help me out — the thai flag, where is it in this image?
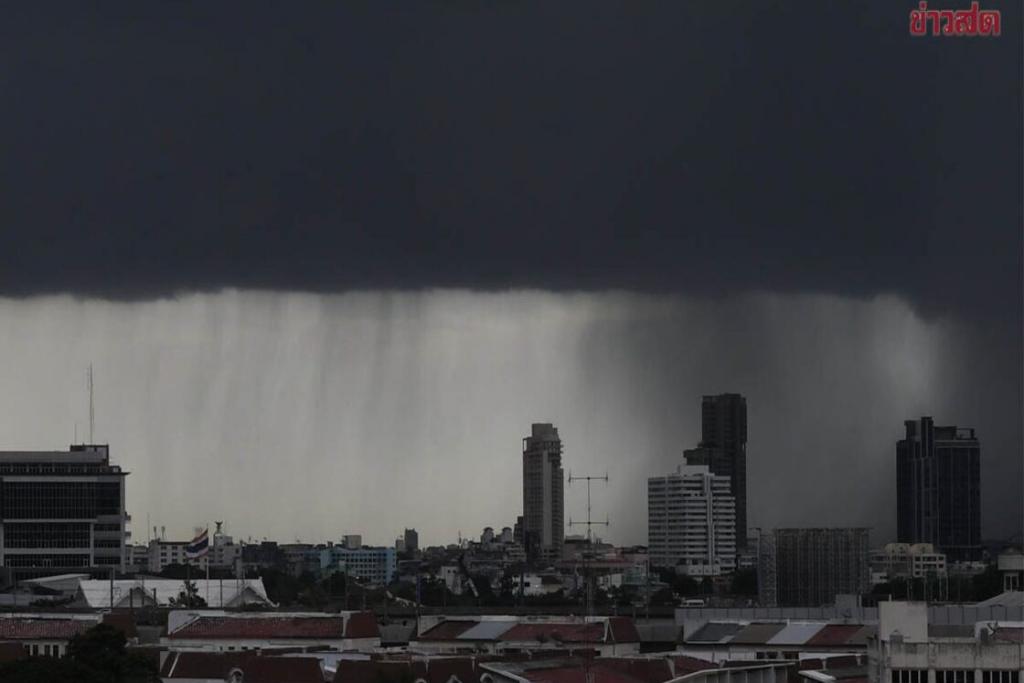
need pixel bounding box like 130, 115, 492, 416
186, 528, 209, 560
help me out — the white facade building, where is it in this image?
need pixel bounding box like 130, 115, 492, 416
321, 546, 396, 586
648, 464, 736, 574
870, 543, 947, 584
869, 602, 1024, 683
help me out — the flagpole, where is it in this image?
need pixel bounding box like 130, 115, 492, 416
205, 524, 210, 606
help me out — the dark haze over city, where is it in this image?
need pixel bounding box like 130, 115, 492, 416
0, 3, 1020, 546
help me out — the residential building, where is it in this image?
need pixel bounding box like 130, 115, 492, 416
522, 423, 565, 563
869, 544, 947, 584
685, 394, 748, 550
0, 444, 129, 578
159, 652, 325, 682
758, 528, 871, 607
414, 615, 641, 656
648, 465, 737, 575
897, 418, 981, 561
0, 613, 105, 657
869, 601, 1024, 683
163, 610, 380, 652
146, 533, 240, 573
997, 550, 1023, 592
321, 545, 396, 586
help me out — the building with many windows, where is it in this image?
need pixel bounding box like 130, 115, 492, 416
648, 465, 736, 575
685, 394, 748, 550
321, 545, 396, 586
522, 423, 564, 563
897, 418, 981, 561
0, 444, 129, 578
869, 543, 947, 584
758, 528, 871, 607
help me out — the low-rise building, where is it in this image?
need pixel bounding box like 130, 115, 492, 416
414, 616, 641, 657
322, 545, 396, 586
869, 544, 947, 584
164, 610, 380, 652
0, 613, 103, 657
159, 651, 325, 682
868, 601, 1024, 683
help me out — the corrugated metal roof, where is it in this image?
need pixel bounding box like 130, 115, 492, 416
418, 620, 478, 641
456, 620, 516, 640
686, 622, 743, 643
805, 625, 864, 647
76, 579, 272, 608
844, 625, 876, 645
766, 622, 826, 645
730, 623, 786, 644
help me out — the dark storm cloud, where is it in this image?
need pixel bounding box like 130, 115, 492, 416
1, 3, 1020, 314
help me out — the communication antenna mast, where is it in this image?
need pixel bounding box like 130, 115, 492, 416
87, 364, 95, 443
568, 471, 610, 616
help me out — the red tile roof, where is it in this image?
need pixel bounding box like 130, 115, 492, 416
500, 623, 606, 643
0, 618, 95, 640
419, 621, 480, 641
161, 652, 323, 682
345, 611, 382, 639
335, 657, 481, 683
169, 616, 345, 640
671, 656, 717, 676
518, 664, 649, 683
607, 618, 640, 643
598, 658, 674, 683
805, 625, 865, 647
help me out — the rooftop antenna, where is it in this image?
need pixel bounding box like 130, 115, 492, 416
568, 471, 610, 617
87, 364, 95, 443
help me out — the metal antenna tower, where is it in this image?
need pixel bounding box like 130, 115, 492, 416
568, 471, 609, 616
87, 364, 95, 443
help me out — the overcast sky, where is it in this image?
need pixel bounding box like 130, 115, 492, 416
0, 4, 1020, 546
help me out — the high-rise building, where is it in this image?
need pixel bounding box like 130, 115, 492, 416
648, 464, 737, 575
688, 394, 748, 549
522, 423, 564, 563
403, 528, 419, 554
0, 444, 129, 579
897, 417, 981, 561
757, 527, 871, 607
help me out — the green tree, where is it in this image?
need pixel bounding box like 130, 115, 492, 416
169, 579, 208, 608
0, 624, 158, 683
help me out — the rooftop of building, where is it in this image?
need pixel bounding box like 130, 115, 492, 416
417, 616, 639, 645
167, 610, 380, 640
160, 651, 324, 682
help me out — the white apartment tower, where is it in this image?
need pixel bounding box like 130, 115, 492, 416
648, 464, 736, 575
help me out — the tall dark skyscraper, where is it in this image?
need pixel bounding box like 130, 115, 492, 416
897, 417, 981, 561
686, 394, 748, 549
522, 423, 564, 562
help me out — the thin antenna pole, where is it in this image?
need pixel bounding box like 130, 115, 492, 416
87, 364, 95, 443
568, 473, 610, 617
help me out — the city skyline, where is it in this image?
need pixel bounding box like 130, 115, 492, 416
0, 4, 1019, 553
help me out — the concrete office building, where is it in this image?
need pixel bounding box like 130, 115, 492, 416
648, 465, 737, 575
0, 444, 129, 578
869, 601, 1024, 683
522, 423, 564, 562
685, 394, 748, 550
897, 418, 981, 561
869, 543, 947, 584
321, 545, 396, 586
758, 528, 871, 607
